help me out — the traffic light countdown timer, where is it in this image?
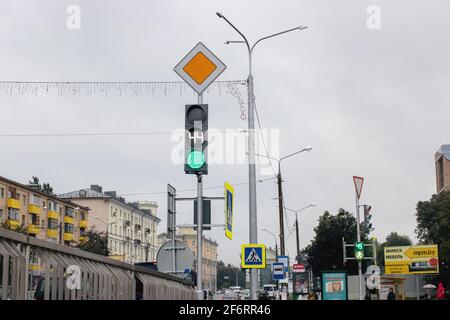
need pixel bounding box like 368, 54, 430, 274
185, 104, 208, 174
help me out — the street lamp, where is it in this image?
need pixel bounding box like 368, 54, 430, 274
261, 227, 278, 261
217, 11, 307, 301
256, 146, 312, 257
284, 203, 315, 263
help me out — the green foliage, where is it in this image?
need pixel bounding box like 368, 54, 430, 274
376, 232, 412, 266
77, 227, 109, 256
415, 191, 450, 286
216, 261, 246, 290
28, 176, 55, 196
303, 209, 370, 276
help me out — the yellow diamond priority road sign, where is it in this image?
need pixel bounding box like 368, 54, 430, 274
174, 42, 226, 94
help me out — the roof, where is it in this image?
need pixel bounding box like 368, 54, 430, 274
0, 176, 89, 211
438, 145, 450, 160
59, 187, 160, 222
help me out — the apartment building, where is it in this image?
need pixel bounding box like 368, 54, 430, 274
435, 145, 450, 193
0, 176, 89, 246
158, 226, 218, 292
59, 185, 160, 264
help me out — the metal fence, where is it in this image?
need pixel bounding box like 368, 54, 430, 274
0, 228, 195, 300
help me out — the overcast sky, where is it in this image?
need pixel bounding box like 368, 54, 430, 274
1, 0, 449, 266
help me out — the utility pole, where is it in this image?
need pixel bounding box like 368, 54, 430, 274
295, 214, 300, 262
277, 172, 285, 256
217, 11, 307, 300
196, 94, 204, 300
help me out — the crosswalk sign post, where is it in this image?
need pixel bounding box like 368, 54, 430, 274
241, 244, 266, 269
224, 182, 234, 240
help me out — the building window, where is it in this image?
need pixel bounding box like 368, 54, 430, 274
48, 201, 58, 212
48, 218, 58, 229
0, 187, 4, 198
64, 223, 74, 234
31, 194, 41, 206
7, 208, 19, 221
65, 207, 75, 218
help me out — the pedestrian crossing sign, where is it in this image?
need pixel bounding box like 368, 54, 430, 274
241, 244, 266, 269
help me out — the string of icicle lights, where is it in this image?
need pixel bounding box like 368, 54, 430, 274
0, 80, 248, 120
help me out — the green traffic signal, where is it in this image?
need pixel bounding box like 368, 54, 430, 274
354, 242, 364, 260
186, 150, 205, 169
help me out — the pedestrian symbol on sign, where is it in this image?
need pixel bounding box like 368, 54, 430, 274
246, 249, 262, 263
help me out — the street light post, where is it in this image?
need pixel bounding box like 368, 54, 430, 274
285, 203, 315, 263
217, 12, 307, 300
256, 146, 312, 257
261, 227, 278, 261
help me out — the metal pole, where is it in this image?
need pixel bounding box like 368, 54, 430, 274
295, 213, 300, 263
277, 171, 285, 256
196, 91, 204, 300
356, 196, 363, 300
416, 275, 420, 300
248, 68, 258, 301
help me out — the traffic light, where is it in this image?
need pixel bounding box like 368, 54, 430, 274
363, 205, 372, 230
354, 242, 364, 260
185, 104, 208, 174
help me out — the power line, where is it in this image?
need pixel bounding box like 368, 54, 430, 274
120, 181, 249, 196
0, 131, 172, 137
254, 99, 277, 177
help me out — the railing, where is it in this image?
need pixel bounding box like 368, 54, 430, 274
0, 227, 195, 300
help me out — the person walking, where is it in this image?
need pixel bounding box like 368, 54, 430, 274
387, 288, 396, 300
436, 282, 445, 300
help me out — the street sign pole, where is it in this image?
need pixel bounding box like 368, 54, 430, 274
353, 176, 364, 301
356, 194, 363, 301
247, 73, 258, 301
196, 93, 204, 300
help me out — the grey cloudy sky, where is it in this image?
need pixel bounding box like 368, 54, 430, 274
1, 0, 449, 266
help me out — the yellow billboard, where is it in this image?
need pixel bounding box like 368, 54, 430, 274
384, 245, 439, 275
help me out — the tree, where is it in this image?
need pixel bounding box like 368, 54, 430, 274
28, 176, 55, 196
415, 191, 450, 287
216, 261, 246, 290
303, 209, 370, 276
77, 227, 109, 256
376, 232, 412, 267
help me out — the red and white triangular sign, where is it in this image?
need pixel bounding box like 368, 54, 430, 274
353, 176, 364, 199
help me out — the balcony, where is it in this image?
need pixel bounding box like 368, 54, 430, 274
47, 229, 58, 239
47, 210, 59, 220
64, 216, 74, 224
6, 219, 21, 229
27, 225, 40, 235
63, 233, 73, 242
7, 198, 21, 209
79, 220, 88, 229
28, 204, 41, 215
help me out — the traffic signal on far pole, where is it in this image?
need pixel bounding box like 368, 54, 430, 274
354, 242, 364, 260
185, 104, 208, 174
363, 205, 372, 229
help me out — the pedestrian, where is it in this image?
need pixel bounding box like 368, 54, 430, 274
436, 282, 445, 300
365, 289, 372, 300
307, 291, 318, 300
387, 288, 396, 300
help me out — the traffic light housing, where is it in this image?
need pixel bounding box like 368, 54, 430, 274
185, 104, 208, 174
354, 242, 364, 260
363, 205, 372, 230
